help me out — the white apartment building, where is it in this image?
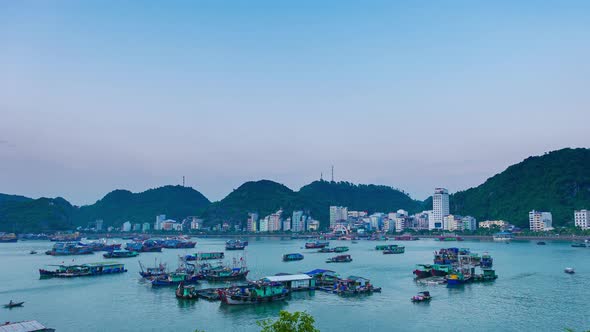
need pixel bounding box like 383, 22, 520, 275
259, 217, 269, 232
574, 209, 590, 230
431, 188, 449, 230
330, 206, 348, 229
479, 220, 507, 229
529, 210, 553, 232
122, 221, 132, 232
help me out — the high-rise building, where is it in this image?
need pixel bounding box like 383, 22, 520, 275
431, 188, 449, 230
142, 222, 151, 232
259, 217, 269, 232
247, 212, 259, 232
443, 215, 461, 231
574, 210, 590, 230
154, 214, 166, 231
330, 206, 348, 229
292, 211, 305, 232
529, 210, 553, 231
132, 223, 141, 232
268, 209, 282, 232
122, 221, 132, 232
283, 218, 291, 232
461, 216, 477, 231
95, 219, 103, 231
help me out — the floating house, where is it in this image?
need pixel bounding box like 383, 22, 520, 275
262, 274, 315, 291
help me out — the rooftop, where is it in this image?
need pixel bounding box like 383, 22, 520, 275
263, 274, 312, 282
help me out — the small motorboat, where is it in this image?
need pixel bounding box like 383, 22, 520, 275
537, 241, 546, 245
564, 267, 575, 274
411, 291, 431, 302
571, 243, 587, 248
4, 301, 24, 308
30, 250, 37, 254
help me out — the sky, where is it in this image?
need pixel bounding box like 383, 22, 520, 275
1, 1, 589, 205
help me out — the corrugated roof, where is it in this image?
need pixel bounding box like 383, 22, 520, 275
0, 320, 48, 332
263, 274, 312, 282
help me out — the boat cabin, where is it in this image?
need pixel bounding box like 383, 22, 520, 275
262, 274, 315, 291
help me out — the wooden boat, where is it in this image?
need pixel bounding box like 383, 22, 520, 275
571, 243, 587, 248
4, 301, 24, 308
282, 253, 304, 261
185, 252, 225, 261
176, 282, 199, 299
162, 239, 197, 249
218, 281, 289, 305
305, 241, 329, 249
480, 253, 493, 268
30, 250, 38, 254
564, 267, 575, 274
103, 249, 139, 258
225, 240, 247, 250
473, 269, 498, 282
39, 262, 127, 278
411, 291, 431, 302
45, 242, 93, 256
151, 272, 199, 287
430, 264, 451, 277
383, 245, 405, 254
326, 255, 352, 263
317, 247, 335, 253
446, 271, 472, 285
0, 233, 18, 243
413, 264, 432, 279
537, 241, 546, 245
202, 267, 249, 281
333, 246, 349, 253
138, 260, 167, 278
331, 276, 381, 296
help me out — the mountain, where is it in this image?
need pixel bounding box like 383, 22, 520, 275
0, 197, 75, 233
73, 185, 211, 227
0, 193, 32, 206
451, 148, 590, 227
203, 179, 423, 228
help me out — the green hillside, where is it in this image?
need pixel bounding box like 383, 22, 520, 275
451, 148, 590, 227
0, 197, 75, 233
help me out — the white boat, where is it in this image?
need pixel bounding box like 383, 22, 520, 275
564, 267, 575, 274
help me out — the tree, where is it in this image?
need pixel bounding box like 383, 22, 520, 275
257, 311, 319, 332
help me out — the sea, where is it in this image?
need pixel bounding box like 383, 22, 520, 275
1, 237, 589, 332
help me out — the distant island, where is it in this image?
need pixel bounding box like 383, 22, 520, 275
1, 147, 589, 233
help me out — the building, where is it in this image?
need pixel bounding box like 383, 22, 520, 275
292, 210, 305, 233
95, 219, 104, 232
259, 217, 269, 232
529, 210, 553, 232
394, 217, 406, 233
122, 221, 132, 232
479, 220, 507, 229
190, 217, 203, 230
268, 209, 283, 232
432, 188, 449, 230
247, 212, 259, 232
443, 215, 462, 231
307, 219, 320, 231
283, 218, 291, 232
142, 222, 151, 232
329, 206, 348, 229
132, 223, 141, 232
461, 216, 477, 231
574, 210, 590, 230
154, 214, 166, 231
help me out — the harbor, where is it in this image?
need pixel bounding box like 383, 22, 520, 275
1, 236, 589, 331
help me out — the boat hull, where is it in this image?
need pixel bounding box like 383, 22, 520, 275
218, 291, 289, 305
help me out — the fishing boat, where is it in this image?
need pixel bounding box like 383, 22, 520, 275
305, 241, 329, 249
480, 253, 493, 268
185, 252, 225, 261
30, 250, 37, 254
375, 244, 391, 250
45, 242, 93, 256
473, 269, 498, 282
446, 270, 472, 285
225, 239, 248, 250
282, 253, 304, 262
436, 235, 463, 242
0, 232, 18, 243
217, 281, 289, 305
103, 249, 139, 258
330, 276, 381, 296
537, 241, 546, 245
162, 238, 197, 249
176, 282, 199, 299
571, 242, 587, 248
151, 272, 199, 287
564, 267, 575, 274
333, 246, 349, 253
326, 254, 352, 263
430, 264, 452, 277
49, 233, 81, 242
202, 266, 250, 281
305, 269, 340, 286
492, 232, 514, 242
413, 264, 433, 279
79, 240, 121, 252
125, 240, 163, 252
383, 245, 405, 254
411, 291, 431, 302
138, 260, 167, 278
3, 300, 24, 308
317, 247, 335, 253
39, 262, 127, 278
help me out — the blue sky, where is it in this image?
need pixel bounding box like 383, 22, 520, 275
1, 1, 589, 205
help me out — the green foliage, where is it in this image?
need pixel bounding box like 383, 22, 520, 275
450, 148, 590, 228
202, 180, 423, 229
0, 197, 75, 232
257, 311, 319, 332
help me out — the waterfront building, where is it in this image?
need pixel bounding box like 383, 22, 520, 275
529, 210, 553, 232
268, 209, 282, 232
122, 221, 132, 232
479, 220, 507, 229
574, 210, 590, 230
394, 217, 406, 232
292, 210, 305, 232
132, 223, 141, 232
259, 217, 269, 232
154, 214, 166, 231
462, 216, 477, 231
283, 218, 291, 231
190, 217, 203, 230
307, 219, 320, 231
142, 222, 150, 232
330, 206, 348, 229
95, 219, 103, 232
443, 215, 462, 231
247, 212, 259, 232
432, 188, 449, 230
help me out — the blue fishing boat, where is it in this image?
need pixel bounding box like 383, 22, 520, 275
103, 249, 139, 258
226, 239, 248, 250
45, 242, 93, 256
282, 253, 304, 261
151, 272, 200, 287
39, 262, 127, 278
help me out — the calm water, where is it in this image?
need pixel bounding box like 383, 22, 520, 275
1, 238, 589, 331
